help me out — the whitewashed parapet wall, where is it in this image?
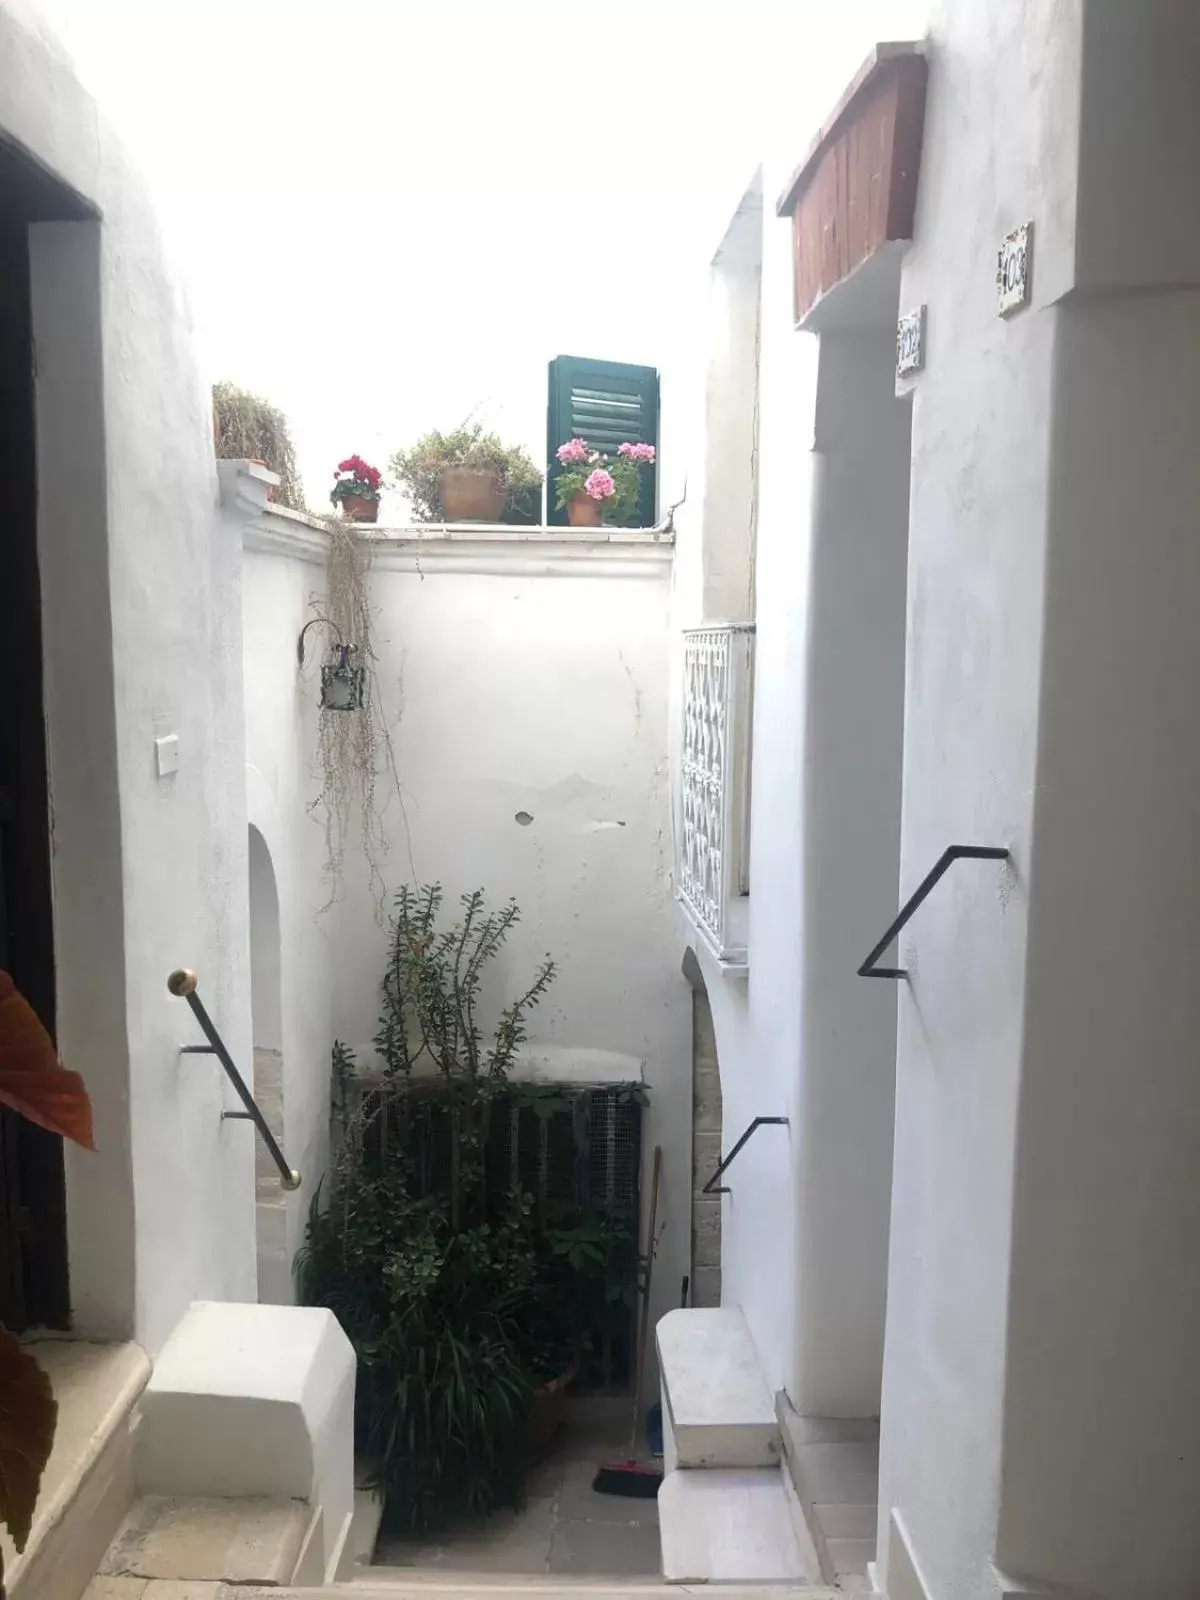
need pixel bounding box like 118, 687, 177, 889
242, 520, 690, 1356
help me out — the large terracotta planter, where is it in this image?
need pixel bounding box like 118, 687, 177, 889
340, 494, 378, 524
528, 1356, 579, 1460
566, 492, 603, 528
438, 467, 505, 524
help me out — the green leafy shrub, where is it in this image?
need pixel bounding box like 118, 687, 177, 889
390, 424, 543, 524
302, 887, 648, 1531
301, 889, 558, 1531
302, 888, 651, 1530
300, 1161, 540, 1529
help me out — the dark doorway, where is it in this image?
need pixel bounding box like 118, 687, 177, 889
0, 137, 92, 1331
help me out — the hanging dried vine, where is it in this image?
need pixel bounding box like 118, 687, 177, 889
309, 517, 413, 916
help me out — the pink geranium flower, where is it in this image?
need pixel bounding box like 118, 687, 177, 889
618, 441, 656, 463
584, 468, 616, 500
556, 437, 590, 465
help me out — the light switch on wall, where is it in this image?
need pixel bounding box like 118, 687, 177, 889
155, 733, 180, 777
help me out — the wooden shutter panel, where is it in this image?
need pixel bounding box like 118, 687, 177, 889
547, 356, 660, 527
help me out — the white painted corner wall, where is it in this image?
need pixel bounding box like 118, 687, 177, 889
877, 6, 1079, 1597
669, 139, 819, 1405
4, 0, 257, 1354
241, 519, 336, 1281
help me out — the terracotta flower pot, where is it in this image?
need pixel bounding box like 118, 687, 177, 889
566, 492, 603, 528
528, 1355, 580, 1460
437, 467, 506, 524
340, 494, 378, 524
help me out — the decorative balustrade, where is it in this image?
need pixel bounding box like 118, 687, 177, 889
677, 624, 755, 969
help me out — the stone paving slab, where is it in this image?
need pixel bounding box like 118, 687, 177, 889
374, 1416, 660, 1578
99, 1496, 308, 1584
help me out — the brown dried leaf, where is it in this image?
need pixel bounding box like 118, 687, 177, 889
0, 972, 94, 1149
0, 1326, 57, 1564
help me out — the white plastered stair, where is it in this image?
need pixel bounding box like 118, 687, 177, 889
654, 1308, 824, 1586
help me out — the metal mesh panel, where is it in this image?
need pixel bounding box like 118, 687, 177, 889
345, 1078, 643, 1389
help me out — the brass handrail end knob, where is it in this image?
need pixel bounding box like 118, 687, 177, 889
282, 1169, 302, 1192
168, 968, 198, 997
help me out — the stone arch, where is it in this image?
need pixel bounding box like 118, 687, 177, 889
248, 823, 288, 1303
683, 946, 723, 1307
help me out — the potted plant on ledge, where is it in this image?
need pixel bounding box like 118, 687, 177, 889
331, 455, 383, 523
554, 438, 655, 528
390, 423, 543, 524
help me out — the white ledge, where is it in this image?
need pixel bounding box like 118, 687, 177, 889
242, 517, 674, 577
218, 458, 281, 524
657, 1308, 780, 1469
244, 507, 330, 564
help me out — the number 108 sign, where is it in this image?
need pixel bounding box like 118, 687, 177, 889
997, 222, 1032, 316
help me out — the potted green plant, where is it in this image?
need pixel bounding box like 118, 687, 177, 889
331, 455, 383, 523
554, 437, 656, 528
390, 424, 543, 525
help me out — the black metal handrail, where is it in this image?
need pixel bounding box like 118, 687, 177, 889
858, 845, 1011, 980
702, 1116, 788, 1195
168, 969, 301, 1190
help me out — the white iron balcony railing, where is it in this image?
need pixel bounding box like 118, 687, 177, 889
677, 624, 755, 971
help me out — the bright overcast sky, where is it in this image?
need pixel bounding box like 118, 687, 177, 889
41, 0, 929, 511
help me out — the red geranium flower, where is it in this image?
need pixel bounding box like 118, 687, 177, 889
331, 453, 383, 505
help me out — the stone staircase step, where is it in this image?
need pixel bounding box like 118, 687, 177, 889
228, 1585, 837, 1598
94, 1494, 312, 1586
85, 1583, 225, 1598
656, 1310, 779, 1470
776, 1397, 879, 1588
657, 1471, 810, 1585
339, 1485, 385, 1576
136, 1301, 356, 1584
6, 1339, 150, 1600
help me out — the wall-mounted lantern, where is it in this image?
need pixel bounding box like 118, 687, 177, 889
297, 618, 365, 712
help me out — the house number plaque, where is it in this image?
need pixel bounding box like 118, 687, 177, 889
997, 222, 1033, 316
896, 305, 926, 379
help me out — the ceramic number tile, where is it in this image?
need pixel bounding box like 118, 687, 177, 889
896, 305, 926, 379
997, 222, 1033, 316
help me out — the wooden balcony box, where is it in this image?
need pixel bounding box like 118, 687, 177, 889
777, 44, 928, 329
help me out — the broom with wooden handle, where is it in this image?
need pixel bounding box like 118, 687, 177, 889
593, 1143, 664, 1497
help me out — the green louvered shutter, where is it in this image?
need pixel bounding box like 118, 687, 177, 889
547, 356, 660, 527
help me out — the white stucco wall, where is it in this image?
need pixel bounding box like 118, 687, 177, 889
791, 327, 908, 1417
700, 183, 762, 626
993, 8, 1200, 1595
876, 4, 1200, 1597
318, 531, 692, 1360
875, 5, 1080, 1595
241, 516, 336, 1281
5, 0, 256, 1354
677, 195, 910, 1423
683, 5, 1200, 1596
671, 162, 817, 1402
